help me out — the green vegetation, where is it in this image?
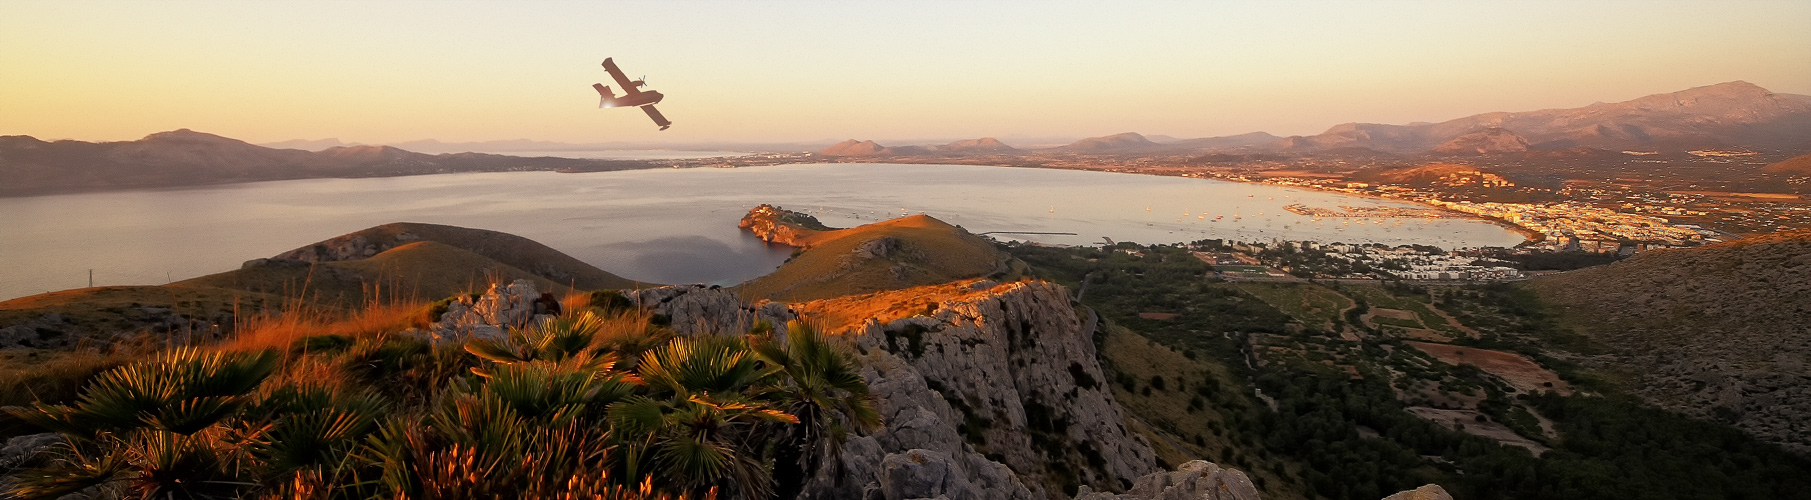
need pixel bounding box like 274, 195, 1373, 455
1006, 241, 1811, 500
3, 304, 876, 500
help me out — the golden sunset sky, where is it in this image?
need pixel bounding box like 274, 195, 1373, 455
3, 1, 1808, 145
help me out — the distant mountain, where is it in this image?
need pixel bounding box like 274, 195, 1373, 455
0, 129, 649, 196
1274, 81, 1811, 152
1165, 131, 1282, 149
1761, 153, 1811, 175
939, 137, 1016, 152
261, 138, 358, 151
1056, 132, 1164, 152
1431, 127, 1531, 155
818, 139, 892, 156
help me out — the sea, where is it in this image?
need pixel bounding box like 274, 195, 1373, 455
0, 163, 1525, 301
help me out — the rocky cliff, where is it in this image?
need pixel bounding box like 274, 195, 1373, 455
626, 279, 1160, 499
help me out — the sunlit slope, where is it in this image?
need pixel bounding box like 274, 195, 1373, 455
737, 214, 1011, 302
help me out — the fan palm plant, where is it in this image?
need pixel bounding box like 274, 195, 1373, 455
9, 347, 279, 438
609, 335, 798, 499
751, 321, 880, 497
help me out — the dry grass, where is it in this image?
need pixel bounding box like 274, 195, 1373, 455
217, 297, 431, 354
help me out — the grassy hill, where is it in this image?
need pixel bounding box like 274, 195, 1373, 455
0, 223, 640, 352
735, 214, 1014, 302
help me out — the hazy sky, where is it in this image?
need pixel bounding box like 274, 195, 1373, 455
4, 1, 1808, 145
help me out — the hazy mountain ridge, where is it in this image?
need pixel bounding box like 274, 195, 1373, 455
0, 129, 650, 196
1274, 81, 1811, 152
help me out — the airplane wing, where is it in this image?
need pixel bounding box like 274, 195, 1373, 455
601, 58, 640, 94
641, 105, 672, 131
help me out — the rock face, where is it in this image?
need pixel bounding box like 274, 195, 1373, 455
802, 280, 1160, 499
739, 204, 830, 247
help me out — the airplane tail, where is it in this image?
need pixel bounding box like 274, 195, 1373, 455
592, 83, 614, 108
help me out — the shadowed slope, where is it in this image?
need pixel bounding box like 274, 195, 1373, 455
1526, 228, 1811, 452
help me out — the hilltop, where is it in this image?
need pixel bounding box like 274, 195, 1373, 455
0, 130, 651, 196
0, 223, 638, 350
735, 205, 1014, 302
1528, 228, 1811, 452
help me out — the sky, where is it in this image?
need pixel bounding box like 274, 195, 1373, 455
3, 1, 1809, 146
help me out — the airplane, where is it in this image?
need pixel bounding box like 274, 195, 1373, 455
593, 58, 671, 131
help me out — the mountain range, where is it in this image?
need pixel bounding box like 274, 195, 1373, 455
821, 81, 1811, 156
0, 129, 650, 196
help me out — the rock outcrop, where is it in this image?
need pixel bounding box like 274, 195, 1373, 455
799, 280, 1160, 499
1074, 460, 1259, 500
413, 279, 551, 344
621, 284, 798, 337
740, 204, 830, 247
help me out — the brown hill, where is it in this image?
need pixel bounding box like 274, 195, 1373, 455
1526, 228, 1811, 452
939, 137, 1016, 152
1431, 127, 1530, 155
0, 223, 639, 350
0, 130, 647, 196
1349, 163, 1514, 188
817, 139, 891, 156
1761, 153, 1811, 175
1056, 132, 1164, 152
735, 207, 1011, 302
1273, 81, 1811, 152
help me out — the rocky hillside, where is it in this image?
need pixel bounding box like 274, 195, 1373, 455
626, 279, 1160, 498
737, 206, 1012, 302
267, 222, 640, 290
1527, 228, 1811, 453
0, 129, 649, 196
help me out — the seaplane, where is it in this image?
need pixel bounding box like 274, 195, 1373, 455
593, 58, 672, 131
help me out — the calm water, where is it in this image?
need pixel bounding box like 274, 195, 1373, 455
0, 164, 1523, 301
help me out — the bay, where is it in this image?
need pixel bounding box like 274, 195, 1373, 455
0, 163, 1524, 301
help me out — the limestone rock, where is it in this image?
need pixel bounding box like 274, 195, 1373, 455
879, 449, 978, 500
1381, 484, 1453, 500
623, 285, 797, 337
1075, 460, 1260, 500
416, 279, 548, 344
